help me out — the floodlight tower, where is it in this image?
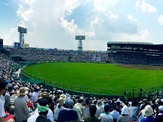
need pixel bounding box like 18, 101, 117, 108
75, 35, 85, 52
18, 26, 27, 48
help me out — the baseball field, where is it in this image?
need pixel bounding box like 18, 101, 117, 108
23, 62, 163, 96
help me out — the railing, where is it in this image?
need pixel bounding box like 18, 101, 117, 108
21, 72, 163, 99
21, 73, 123, 98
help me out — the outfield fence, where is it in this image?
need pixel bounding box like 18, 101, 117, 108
21, 72, 123, 98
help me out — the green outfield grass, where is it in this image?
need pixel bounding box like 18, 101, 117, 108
23, 62, 163, 96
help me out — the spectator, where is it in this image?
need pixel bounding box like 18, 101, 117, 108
53, 97, 65, 121
5, 86, 13, 111
128, 100, 140, 122
43, 96, 54, 122
140, 105, 155, 122
57, 98, 78, 122
99, 104, 113, 122
35, 98, 51, 122
83, 98, 91, 119
110, 105, 120, 122
73, 98, 83, 121
14, 87, 30, 122
155, 105, 163, 122
27, 97, 53, 122
84, 104, 100, 122
31, 87, 39, 103
0, 79, 8, 122
96, 100, 104, 118
118, 105, 132, 122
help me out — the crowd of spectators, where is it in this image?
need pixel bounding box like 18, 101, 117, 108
109, 52, 163, 66
0, 78, 163, 122
5, 47, 107, 63
0, 50, 163, 122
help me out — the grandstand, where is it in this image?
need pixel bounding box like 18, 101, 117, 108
4, 47, 107, 63
107, 42, 163, 66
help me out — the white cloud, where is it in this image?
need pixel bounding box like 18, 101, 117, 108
91, 12, 138, 37
91, 0, 138, 39
3, 0, 157, 51
15, 0, 79, 49
60, 18, 77, 34
158, 15, 163, 26
94, 0, 119, 12
128, 15, 137, 22
17, 4, 33, 21
84, 40, 107, 51
109, 11, 119, 20
4, 27, 18, 45
15, 0, 98, 49
136, 0, 157, 13
64, 0, 81, 15
114, 29, 152, 43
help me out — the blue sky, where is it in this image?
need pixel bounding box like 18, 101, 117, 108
1, 0, 163, 51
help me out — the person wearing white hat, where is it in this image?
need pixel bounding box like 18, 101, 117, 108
57, 98, 78, 122
118, 105, 132, 122
155, 105, 163, 122
140, 105, 155, 122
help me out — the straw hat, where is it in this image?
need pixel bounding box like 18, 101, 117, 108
17, 87, 28, 96
60, 94, 66, 99
58, 97, 65, 106
41, 92, 49, 98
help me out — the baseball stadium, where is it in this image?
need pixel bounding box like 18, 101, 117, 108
1, 36, 163, 99
1, 31, 163, 122
2, 1, 163, 121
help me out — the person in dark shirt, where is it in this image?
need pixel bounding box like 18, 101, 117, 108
36, 98, 51, 122
84, 104, 100, 122
57, 98, 78, 122
155, 105, 163, 122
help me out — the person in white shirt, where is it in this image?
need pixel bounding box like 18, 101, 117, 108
31, 88, 39, 103
110, 105, 120, 122
82, 98, 91, 119
27, 97, 54, 122
99, 104, 113, 122
54, 97, 65, 121
96, 100, 104, 118
0, 79, 8, 122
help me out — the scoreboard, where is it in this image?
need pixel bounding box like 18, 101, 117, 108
75, 35, 85, 40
